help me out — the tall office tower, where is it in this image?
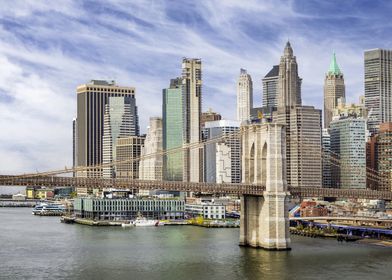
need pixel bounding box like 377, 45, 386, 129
139, 117, 163, 181
322, 129, 332, 188
182, 58, 202, 183
330, 116, 366, 189
73, 118, 77, 177
275, 42, 321, 187
324, 53, 345, 128
76, 80, 138, 177
203, 120, 241, 184
262, 65, 279, 108
237, 68, 253, 123
201, 108, 222, 128
163, 78, 184, 181
287, 106, 322, 188
365, 49, 392, 134
102, 96, 138, 178
277, 41, 302, 108
116, 136, 145, 180
374, 123, 392, 191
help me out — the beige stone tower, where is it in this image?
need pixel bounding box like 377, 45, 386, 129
240, 123, 291, 250
182, 58, 202, 183
237, 68, 253, 123
324, 52, 345, 128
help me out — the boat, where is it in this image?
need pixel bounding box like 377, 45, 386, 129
32, 202, 66, 215
121, 217, 164, 227
133, 217, 159, 227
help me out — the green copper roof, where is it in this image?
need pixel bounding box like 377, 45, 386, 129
328, 52, 342, 75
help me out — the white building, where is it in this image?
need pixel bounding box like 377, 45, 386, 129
139, 117, 163, 181
237, 68, 253, 123
185, 203, 226, 219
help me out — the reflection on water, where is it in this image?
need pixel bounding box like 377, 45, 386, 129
0, 208, 391, 280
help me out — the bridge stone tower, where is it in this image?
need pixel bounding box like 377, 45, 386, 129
240, 122, 291, 250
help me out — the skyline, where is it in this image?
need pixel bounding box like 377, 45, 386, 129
1, 0, 392, 173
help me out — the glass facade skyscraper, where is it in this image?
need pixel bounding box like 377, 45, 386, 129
163, 78, 184, 181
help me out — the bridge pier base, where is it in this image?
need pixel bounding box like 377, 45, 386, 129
240, 193, 291, 250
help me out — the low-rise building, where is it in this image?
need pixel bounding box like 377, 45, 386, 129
185, 203, 226, 219
74, 197, 184, 221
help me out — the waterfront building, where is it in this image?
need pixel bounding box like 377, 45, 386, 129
324, 52, 345, 128
102, 96, 139, 178
182, 58, 203, 183
203, 120, 241, 184
163, 78, 184, 181
201, 108, 222, 127
330, 116, 366, 189
364, 49, 392, 134
262, 65, 279, 108
74, 197, 184, 220
322, 129, 332, 188
139, 117, 163, 195
185, 203, 226, 219
237, 68, 253, 123
115, 136, 145, 180
76, 80, 138, 178
275, 42, 322, 188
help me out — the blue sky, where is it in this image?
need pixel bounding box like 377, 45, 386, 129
0, 0, 391, 173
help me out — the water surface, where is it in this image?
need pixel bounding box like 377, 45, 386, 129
0, 208, 391, 279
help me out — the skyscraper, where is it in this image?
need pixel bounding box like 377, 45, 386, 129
116, 136, 145, 180
182, 58, 202, 183
262, 65, 279, 108
102, 96, 138, 178
330, 116, 366, 189
237, 68, 253, 123
73, 118, 77, 177
287, 106, 322, 188
324, 52, 345, 128
163, 78, 184, 181
365, 49, 392, 134
275, 42, 322, 188
277, 42, 302, 108
368, 122, 392, 191
139, 117, 163, 181
322, 129, 332, 188
76, 80, 138, 177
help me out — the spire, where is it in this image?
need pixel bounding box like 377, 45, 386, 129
328, 52, 342, 75
284, 41, 293, 57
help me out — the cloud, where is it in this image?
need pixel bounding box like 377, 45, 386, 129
0, 0, 390, 173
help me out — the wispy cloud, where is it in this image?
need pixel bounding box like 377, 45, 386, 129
0, 0, 391, 173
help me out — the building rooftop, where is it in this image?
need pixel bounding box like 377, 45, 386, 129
328, 52, 342, 75
264, 65, 279, 78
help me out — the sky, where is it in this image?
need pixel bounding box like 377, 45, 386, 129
0, 0, 391, 174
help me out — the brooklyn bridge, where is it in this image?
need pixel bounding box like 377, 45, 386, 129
1, 123, 391, 250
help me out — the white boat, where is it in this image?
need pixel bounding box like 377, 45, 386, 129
133, 217, 159, 227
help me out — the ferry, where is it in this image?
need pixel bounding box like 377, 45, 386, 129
32, 202, 66, 215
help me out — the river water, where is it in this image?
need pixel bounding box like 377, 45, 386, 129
0, 208, 391, 280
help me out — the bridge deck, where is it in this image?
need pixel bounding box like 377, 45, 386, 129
0, 175, 392, 200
